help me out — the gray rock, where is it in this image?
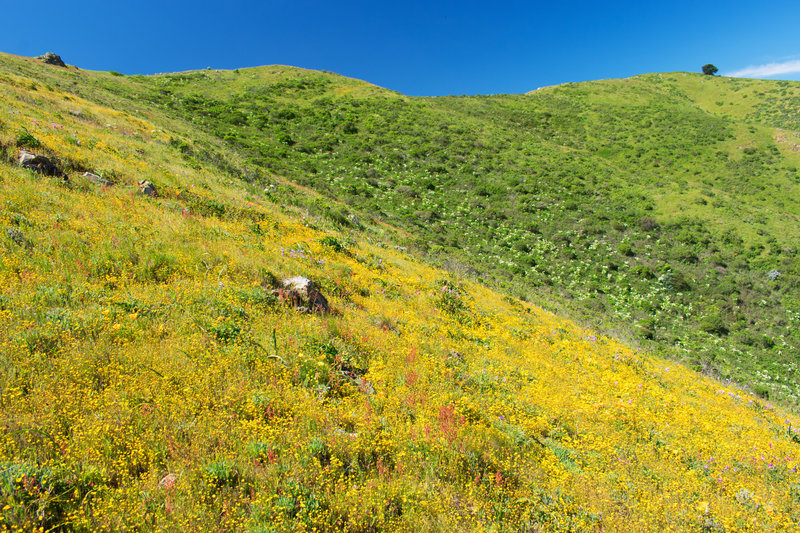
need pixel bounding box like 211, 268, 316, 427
18, 150, 35, 166
36, 52, 67, 67
768, 269, 781, 281
6, 227, 31, 248
83, 172, 112, 186
274, 276, 330, 313
18, 150, 60, 176
138, 180, 157, 197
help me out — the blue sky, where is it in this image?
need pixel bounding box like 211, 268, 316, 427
3, 1, 800, 96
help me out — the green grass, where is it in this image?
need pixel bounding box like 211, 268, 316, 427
4, 52, 800, 531
1, 53, 800, 407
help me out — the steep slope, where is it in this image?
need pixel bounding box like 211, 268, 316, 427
17, 56, 796, 403
1, 54, 800, 531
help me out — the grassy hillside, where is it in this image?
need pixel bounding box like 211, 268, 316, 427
9, 56, 795, 403
1, 53, 800, 530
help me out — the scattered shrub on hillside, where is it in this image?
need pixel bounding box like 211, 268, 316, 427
637, 318, 656, 340
617, 243, 634, 257
631, 265, 655, 279
752, 385, 771, 399
168, 136, 193, 155
436, 279, 471, 318
324, 206, 360, 228
638, 216, 660, 232
320, 235, 350, 254
277, 131, 295, 146
700, 314, 728, 336
203, 460, 239, 488
15, 129, 41, 149
661, 270, 691, 292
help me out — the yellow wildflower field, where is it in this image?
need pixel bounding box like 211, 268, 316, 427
0, 65, 798, 531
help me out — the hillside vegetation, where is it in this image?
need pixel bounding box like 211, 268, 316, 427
1, 53, 800, 531
5, 55, 796, 402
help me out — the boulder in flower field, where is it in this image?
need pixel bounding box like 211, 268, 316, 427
274, 276, 330, 314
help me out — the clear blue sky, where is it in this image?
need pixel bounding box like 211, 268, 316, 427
3, 1, 800, 96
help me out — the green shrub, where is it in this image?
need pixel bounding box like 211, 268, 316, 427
15, 129, 41, 149
617, 243, 634, 257
247, 442, 275, 462
700, 315, 728, 336
204, 460, 239, 488
661, 270, 691, 292
320, 235, 350, 254
637, 318, 656, 340
631, 265, 654, 279
210, 318, 242, 343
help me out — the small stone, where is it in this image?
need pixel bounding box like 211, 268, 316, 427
83, 172, 112, 186
18, 150, 36, 166
767, 269, 781, 281
138, 180, 157, 197
159, 473, 178, 490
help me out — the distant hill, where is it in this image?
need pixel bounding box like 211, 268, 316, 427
1, 51, 800, 530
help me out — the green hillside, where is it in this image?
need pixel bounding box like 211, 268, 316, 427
2, 51, 800, 530
5, 54, 794, 402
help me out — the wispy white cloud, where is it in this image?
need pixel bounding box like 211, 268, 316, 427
726, 59, 800, 78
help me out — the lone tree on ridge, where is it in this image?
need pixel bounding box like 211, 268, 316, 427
702, 64, 719, 76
